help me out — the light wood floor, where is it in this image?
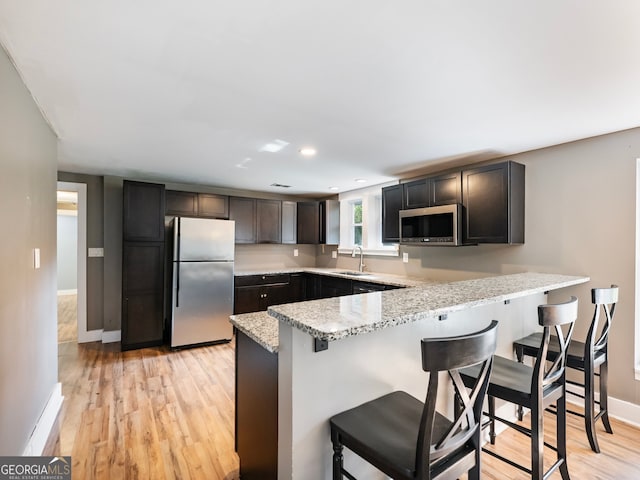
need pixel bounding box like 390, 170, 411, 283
44, 340, 640, 479
57, 293, 77, 343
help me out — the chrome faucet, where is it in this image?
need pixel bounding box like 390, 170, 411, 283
352, 245, 365, 273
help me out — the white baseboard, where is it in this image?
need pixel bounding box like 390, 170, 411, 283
57, 289, 77, 296
102, 330, 121, 343
22, 383, 63, 456
566, 383, 640, 428
75, 328, 122, 344
77, 328, 103, 343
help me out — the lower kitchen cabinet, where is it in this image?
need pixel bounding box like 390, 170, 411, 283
235, 330, 278, 480
121, 242, 165, 350
320, 275, 352, 298
234, 274, 293, 314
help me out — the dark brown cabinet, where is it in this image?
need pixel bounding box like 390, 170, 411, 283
234, 274, 292, 314
320, 276, 353, 298
281, 201, 297, 244
430, 171, 461, 205
462, 161, 525, 244
297, 201, 319, 244
229, 197, 257, 244
198, 193, 229, 218
257, 200, 282, 244
403, 171, 461, 209
165, 190, 198, 216
166, 190, 229, 218
122, 181, 166, 350
403, 178, 430, 209
121, 240, 165, 351
235, 330, 278, 480
382, 184, 403, 243
123, 180, 165, 242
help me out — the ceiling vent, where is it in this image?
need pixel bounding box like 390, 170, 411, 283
270, 183, 291, 188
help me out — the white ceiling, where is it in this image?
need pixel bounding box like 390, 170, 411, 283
1, 1, 640, 197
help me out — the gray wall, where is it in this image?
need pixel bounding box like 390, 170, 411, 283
56, 214, 77, 290
57, 172, 104, 331
0, 45, 58, 454
318, 127, 640, 406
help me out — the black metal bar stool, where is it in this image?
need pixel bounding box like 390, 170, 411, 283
329, 320, 498, 480
513, 285, 618, 453
460, 296, 578, 480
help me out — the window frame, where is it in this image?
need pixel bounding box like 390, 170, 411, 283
337, 182, 399, 257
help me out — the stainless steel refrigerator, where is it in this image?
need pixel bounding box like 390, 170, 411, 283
170, 217, 235, 348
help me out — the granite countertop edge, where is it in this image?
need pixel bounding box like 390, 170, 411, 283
268, 273, 590, 342
230, 312, 279, 353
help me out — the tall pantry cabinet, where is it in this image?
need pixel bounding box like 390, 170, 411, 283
121, 180, 166, 350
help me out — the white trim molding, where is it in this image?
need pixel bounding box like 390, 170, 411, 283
102, 330, 121, 343
57, 289, 77, 296
22, 383, 63, 456
566, 383, 640, 428
58, 181, 89, 344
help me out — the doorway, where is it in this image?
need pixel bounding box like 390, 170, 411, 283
56, 181, 88, 343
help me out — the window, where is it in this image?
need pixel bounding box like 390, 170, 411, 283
338, 182, 398, 256
351, 200, 363, 246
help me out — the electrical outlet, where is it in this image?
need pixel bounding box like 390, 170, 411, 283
402, 252, 409, 263
293, 248, 299, 257
332, 251, 337, 259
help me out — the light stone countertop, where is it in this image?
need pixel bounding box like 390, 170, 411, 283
267, 272, 590, 342
230, 311, 279, 353
233, 267, 436, 288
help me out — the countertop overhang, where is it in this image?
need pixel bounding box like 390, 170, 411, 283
267, 272, 589, 343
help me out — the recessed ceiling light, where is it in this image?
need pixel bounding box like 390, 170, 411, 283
355, 178, 367, 183
329, 186, 339, 191
260, 139, 289, 153
299, 147, 317, 156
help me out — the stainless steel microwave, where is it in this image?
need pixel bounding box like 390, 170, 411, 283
399, 204, 463, 246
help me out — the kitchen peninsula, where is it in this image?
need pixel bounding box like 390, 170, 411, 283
230, 271, 589, 479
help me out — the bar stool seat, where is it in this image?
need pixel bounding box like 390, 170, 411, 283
330, 320, 499, 480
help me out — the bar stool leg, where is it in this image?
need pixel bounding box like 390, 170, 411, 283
488, 396, 496, 445
584, 361, 600, 453
557, 394, 571, 480
531, 398, 544, 480
515, 346, 525, 422
600, 360, 613, 434
331, 430, 344, 480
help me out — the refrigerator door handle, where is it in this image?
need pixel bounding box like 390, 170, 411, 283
175, 218, 180, 308
175, 260, 180, 307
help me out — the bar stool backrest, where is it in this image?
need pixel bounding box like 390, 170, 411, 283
416, 320, 498, 477
589, 285, 618, 358
535, 296, 578, 391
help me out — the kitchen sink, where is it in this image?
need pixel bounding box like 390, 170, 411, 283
332, 271, 372, 277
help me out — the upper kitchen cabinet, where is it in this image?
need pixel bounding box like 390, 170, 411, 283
165, 190, 198, 216
403, 178, 430, 209
382, 184, 403, 243
297, 201, 319, 244
256, 199, 282, 244
403, 171, 462, 209
198, 193, 229, 218
462, 161, 525, 244
430, 171, 461, 205
281, 201, 297, 244
123, 180, 165, 242
165, 190, 229, 218
229, 196, 257, 244
319, 200, 339, 244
